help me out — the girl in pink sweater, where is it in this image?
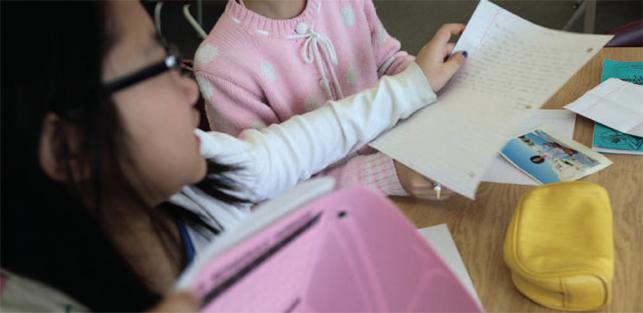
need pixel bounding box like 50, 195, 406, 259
195, 0, 465, 199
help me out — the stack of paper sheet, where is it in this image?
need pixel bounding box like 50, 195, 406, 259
371, 0, 612, 199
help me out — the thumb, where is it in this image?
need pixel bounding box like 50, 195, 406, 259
442, 51, 467, 79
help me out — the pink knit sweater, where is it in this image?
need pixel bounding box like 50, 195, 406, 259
194, 0, 415, 195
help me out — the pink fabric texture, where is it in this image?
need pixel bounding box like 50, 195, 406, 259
195, 0, 414, 195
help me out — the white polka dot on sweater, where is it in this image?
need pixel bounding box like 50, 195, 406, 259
341, 6, 355, 27
260, 62, 276, 82
345, 66, 358, 87
196, 76, 214, 100
195, 43, 219, 64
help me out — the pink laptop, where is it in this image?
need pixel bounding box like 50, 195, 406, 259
177, 179, 483, 312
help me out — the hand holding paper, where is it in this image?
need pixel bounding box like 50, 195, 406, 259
371, 0, 612, 199
414, 23, 468, 92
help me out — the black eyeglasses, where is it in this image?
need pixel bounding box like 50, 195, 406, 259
104, 45, 191, 93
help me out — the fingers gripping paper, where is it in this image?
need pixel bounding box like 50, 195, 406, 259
370, 0, 612, 199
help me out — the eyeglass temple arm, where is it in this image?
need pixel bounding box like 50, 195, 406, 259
105, 56, 176, 92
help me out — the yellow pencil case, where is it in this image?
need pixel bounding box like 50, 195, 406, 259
503, 182, 614, 311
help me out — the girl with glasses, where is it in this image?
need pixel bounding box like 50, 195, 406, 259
1, 1, 463, 311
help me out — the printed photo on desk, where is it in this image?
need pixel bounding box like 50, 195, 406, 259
500, 128, 612, 184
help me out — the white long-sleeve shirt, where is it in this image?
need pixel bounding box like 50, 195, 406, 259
171, 62, 436, 251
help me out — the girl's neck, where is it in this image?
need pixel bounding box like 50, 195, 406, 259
242, 0, 307, 20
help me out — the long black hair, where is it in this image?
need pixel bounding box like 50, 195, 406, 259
1, 2, 242, 311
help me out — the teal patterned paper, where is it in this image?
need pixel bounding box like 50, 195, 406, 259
600, 59, 643, 84
592, 59, 643, 154
593, 123, 643, 152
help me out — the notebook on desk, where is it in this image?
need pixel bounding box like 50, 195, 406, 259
176, 178, 483, 312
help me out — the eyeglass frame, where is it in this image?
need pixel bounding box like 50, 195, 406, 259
104, 45, 189, 93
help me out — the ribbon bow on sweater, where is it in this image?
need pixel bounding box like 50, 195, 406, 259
288, 26, 344, 100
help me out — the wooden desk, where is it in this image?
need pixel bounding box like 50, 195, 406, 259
393, 48, 643, 312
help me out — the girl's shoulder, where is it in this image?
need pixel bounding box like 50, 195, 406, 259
193, 30, 260, 81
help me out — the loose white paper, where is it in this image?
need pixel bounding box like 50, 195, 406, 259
371, 0, 612, 199
482, 110, 577, 185
565, 78, 643, 137
418, 224, 482, 306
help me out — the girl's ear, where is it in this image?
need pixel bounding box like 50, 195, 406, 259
39, 113, 91, 183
